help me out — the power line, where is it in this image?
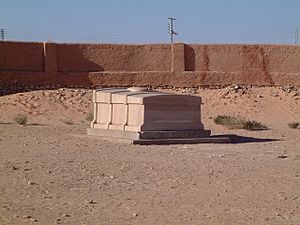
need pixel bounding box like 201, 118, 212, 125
5, 27, 167, 42
168, 17, 178, 43
0, 29, 4, 41
6, 25, 166, 34
295, 27, 299, 45
3, 25, 300, 44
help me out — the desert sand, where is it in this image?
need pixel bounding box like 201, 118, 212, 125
0, 86, 300, 225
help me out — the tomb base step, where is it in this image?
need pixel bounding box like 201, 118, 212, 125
87, 128, 230, 144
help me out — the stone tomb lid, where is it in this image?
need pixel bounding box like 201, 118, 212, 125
94, 88, 201, 105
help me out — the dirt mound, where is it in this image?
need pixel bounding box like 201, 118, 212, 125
0, 88, 93, 125
0, 86, 299, 129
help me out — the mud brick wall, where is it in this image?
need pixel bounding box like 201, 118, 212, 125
0, 41, 300, 89
184, 44, 300, 73
0, 41, 44, 71
56, 43, 172, 72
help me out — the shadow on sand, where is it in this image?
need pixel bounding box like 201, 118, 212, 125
0, 122, 13, 125
0, 122, 47, 126
211, 134, 281, 144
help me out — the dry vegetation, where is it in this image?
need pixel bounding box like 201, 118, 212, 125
62, 118, 75, 125
288, 122, 299, 129
13, 114, 29, 125
85, 112, 94, 122
214, 115, 268, 131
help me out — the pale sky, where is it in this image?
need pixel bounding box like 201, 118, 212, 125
1, 0, 299, 44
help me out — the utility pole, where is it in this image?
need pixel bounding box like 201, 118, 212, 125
0, 29, 4, 41
295, 27, 299, 45
168, 17, 178, 43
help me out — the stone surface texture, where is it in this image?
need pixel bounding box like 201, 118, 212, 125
90, 88, 203, 131
88, 88, 215, 143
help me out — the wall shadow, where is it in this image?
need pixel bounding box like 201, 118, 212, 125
57, 45, 104, 72
211, 134, 280, 144
184, 45, 195, 71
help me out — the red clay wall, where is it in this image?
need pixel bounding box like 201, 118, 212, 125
56, 43, 172, 72
0, 41, 44, 72
184, 44, 300, 85
184, 44, 300, 73
0, 41, 300, 89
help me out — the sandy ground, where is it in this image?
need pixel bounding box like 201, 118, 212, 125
0, 86, 300, 225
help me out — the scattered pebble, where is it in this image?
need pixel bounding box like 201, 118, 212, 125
11, 166, 18, 170
27, 181, 37, 185
87, 200, 97, 204
294, 155, 300, 160
281, 85, 299, 95
23, 215, 31, 219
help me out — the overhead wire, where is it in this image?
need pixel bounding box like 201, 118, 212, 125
3, 25, 299, 44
